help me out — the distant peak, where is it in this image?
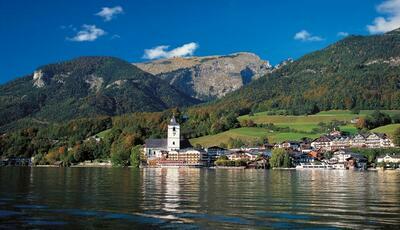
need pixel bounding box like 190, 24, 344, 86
385, 27, 400, 35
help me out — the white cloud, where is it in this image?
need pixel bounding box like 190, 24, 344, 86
337, 31, 349, 37
96, 6, 123, 21
68, 24, 106, 42
367, 0, 400, 34
111, 34, 121, 39
143, 42, 199, 59
294, 30, 323, 42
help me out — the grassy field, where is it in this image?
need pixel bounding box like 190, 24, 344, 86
96, 129, 112, 139
371, 124, 400, 137
190, 110, 400, 147
190, 127, 321, 147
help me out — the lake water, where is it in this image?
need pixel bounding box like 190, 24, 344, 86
0, 167, 399, 229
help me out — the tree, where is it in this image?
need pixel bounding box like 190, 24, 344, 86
283, 153, 291, 168
270, 148, 292, 168
365, 110, 392, 129
130, 145, 142, 168
356, 117, 367, 130
393, 127, 400, 146
392, 114, 400, 124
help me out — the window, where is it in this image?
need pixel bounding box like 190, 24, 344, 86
173, 127, 176, 131
173, 141, 175, 145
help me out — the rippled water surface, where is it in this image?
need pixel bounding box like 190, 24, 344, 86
0, 167, 399, 229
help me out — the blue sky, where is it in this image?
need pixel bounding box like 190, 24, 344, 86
0, 0, 396, 83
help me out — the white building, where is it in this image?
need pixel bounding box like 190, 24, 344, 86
226, 151, 257, 161
365, 133, 394, 148
144, 116, 182, 160
143, 116, 208, 167
167, 117, 180, 151
352, 134, 366, 148
311, 136, 333, 151
377, 154, 400, 164
330, 150, 352, 163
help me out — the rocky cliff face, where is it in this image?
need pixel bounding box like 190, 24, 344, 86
134, 52, 272, 100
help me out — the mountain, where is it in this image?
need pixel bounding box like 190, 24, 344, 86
0, 56, 199, 131
134, 52, 272, 100
201, 29, 400, 115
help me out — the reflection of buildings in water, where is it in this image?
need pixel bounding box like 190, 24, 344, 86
299, 170, 400, 228
162, 168, 201, 214
142, 168, 201, 213
142, 168, 201, 223
376, 171, 400, 207
163, 168, 180, 212
142, 168, 164, 212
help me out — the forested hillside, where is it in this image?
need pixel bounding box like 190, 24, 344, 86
201, 28, 400, 116
0, 57, 199, 132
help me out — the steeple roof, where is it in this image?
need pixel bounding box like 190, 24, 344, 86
170, 116, 178, 125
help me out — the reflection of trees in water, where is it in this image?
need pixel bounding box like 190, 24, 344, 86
1, 168, 400, 228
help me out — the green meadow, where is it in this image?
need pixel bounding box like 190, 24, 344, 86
190, 127, 321, 147
190, 110, 400, 147
371, 124, 400, 137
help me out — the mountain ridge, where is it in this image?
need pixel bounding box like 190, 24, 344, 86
134, 52, 272, 100
0, 56, 200, 131
198, 29, 400, 116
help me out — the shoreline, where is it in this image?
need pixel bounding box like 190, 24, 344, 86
2, 164, 399, 171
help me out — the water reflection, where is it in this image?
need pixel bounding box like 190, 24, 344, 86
0, 167, 399, 229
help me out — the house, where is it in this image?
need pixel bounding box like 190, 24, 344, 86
330, 150, 353, 163
292, 153, 314, 165
206, 146, 227, 156
226, 151, 257, 161
278, 141, 300, 151
377, 154, 400, 164
160, 149, 208, 167
308, 150, 323, 160
352, 134, 366, 148
329, 150, 367, 169
331, 137, 351, 150
311, 136, 334, 151
206, 146, 227, 165
329, 129, 342, 137
365, 133, 383, 148
365, 133, 394, 148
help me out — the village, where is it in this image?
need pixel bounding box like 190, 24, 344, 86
143, 117, 400, 170
2, 116, 400, 170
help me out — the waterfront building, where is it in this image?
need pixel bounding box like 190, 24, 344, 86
311, 135, 334, 151
278, 141, 300, 151
206, 146, 228, 165
143, 116, 208, 167
331, 137, 351, 150
226, 151, 257, 161
144, 117, 186, 160
159, 149, 208, 167
352, 134, 366, 148
377, 154, 400, 164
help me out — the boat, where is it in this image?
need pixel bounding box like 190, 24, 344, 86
296, 163, 333, 170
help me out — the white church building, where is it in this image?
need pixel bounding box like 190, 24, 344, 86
144, 116, 208, 167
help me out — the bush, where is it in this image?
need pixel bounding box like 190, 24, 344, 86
130, 145, 142, 168
270, 148, 292, 168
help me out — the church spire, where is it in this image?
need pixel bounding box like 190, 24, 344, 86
167, 115, 180, 151
170, 116, 178, 125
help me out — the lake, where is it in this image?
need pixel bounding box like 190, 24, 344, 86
0, 167, 399, 229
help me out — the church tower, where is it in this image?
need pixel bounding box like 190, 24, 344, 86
167, 116, 180, 151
